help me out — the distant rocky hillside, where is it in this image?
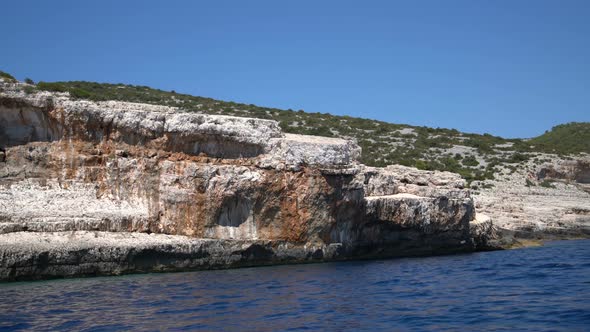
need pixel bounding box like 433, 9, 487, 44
2, 71, 589, 185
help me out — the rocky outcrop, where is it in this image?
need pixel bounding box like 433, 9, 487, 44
537, 160, 590, 184
0, 232, 347, 280
473, 156, 590, 241
0, 80, 496, 281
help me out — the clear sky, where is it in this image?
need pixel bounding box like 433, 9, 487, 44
1, 1, 588, 138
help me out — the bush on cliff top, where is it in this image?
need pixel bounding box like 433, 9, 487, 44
0, 70, 16, 82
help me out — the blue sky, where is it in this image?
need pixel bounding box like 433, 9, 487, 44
1, 1, 588, 138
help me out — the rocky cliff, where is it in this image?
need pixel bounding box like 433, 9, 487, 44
0, 80, 494, 281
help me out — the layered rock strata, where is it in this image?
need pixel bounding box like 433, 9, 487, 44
473, 156, 590, 241
0, 81, 495, 281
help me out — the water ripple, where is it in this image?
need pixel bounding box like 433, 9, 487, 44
0, 240, 589, 331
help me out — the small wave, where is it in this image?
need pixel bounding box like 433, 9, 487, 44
372, 278, 400, 286
533, 263, 575, 269
470, 266, 492, 272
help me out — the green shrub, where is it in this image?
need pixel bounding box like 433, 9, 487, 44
414, 159, 429, 170
69, 88, 92, 99
0, 70, 16, 82
37, 81, 68, 92
462, 155, 479, 167
23, 86, 36, 94
507, 153, 529, 163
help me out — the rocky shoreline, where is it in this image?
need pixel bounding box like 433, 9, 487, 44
0, 79, 587, 281
0, 230, 489, 282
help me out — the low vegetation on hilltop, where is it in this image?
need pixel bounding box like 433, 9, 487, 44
529, 123, 590, 155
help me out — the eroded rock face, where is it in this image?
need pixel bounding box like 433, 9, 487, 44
537, 160, 590, 186
0, 81, 493, 280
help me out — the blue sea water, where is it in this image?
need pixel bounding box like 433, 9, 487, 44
0, 240, 589, 331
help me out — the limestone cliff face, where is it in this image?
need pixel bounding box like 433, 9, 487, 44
0, 81, 493, 280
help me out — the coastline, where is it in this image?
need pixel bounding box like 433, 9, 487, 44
498, 231, 590, 250
0, 231, 481, 282
1, 79, 588, 282
2, 230, 587, 282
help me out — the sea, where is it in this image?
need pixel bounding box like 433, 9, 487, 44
1, 240, 589, 331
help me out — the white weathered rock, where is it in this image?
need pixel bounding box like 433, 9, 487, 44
259, 133, 362, 171
1, 81, 360, 169
473, 155, 590, 236
365, 193, 473, 231
0, 80, 495, 281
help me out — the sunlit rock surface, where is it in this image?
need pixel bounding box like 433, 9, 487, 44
0, 80, 495, 281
